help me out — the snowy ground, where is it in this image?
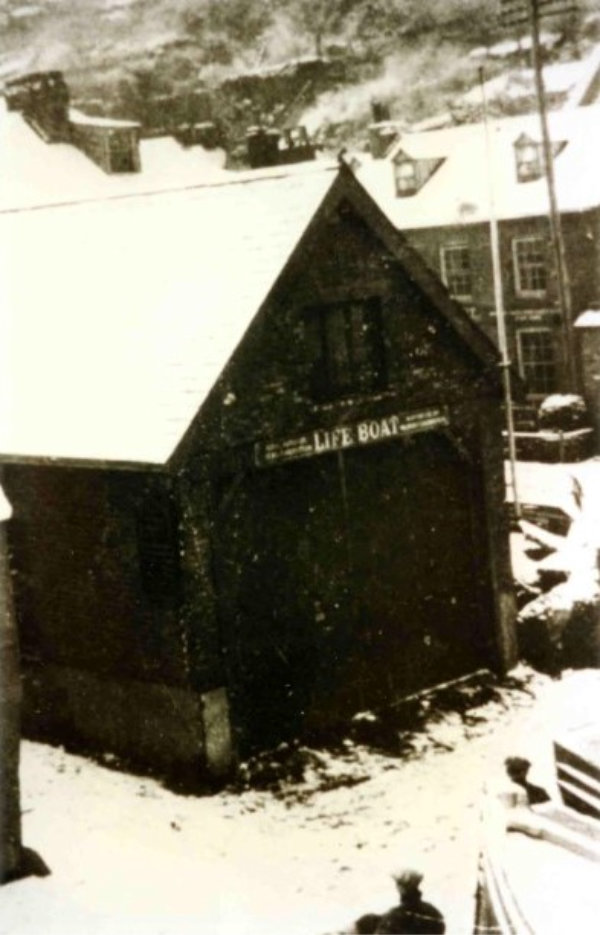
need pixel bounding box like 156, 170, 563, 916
3, 667, 593, 935
3, 458, 600, 935
508, 456, 600, 521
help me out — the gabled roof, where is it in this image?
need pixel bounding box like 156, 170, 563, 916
0, 162, 337, 466
358, 104, 600, 230
0, 160, 502, 469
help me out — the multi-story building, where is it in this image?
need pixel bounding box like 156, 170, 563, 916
360, 105, 600, 426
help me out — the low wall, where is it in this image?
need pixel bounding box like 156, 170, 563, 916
503, 428, 595, 463
21, 660, 233, 785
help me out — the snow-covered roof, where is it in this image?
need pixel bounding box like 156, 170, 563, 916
574, 310, 600, 328
459, 46, 600, 111
461, 60, 590, 106
358, 104, 600, 230
486, 33, 561, 59
0, 163, 337, 466
69, 107, 140, 129
0, 98, 227, 212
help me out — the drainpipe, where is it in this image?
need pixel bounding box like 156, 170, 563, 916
479, 68, 521, 520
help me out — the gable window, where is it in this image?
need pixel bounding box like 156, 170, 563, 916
394, 158, 418, 196
306, 298, 387, 400
440, 243, 473, 300
517, 328, 557, 396
514, 134, 543, 182
514, 133, 566, 183
513, 235, 547, 296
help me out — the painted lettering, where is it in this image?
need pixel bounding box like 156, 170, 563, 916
313, 430, 330, 453
340, 426, 354, 447
368, 421, 380, 441
331, 428, 344, 449
259, 408, 449, 467
357, 422, 370, 443
380, 418, 392, 439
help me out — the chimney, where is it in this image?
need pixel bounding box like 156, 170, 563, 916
368, 122, 400, 159
246, 126, 281, 169
277, 126, 315, 166
5, 71, 70, 142
70, 112, 141, 174
370, 98, 391, 123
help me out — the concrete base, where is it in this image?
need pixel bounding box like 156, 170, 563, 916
22, 660, 234, 783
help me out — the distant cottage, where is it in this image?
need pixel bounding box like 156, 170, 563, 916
0, 161, 517, 781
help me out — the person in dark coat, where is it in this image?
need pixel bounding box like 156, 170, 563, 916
504, 756, 550, 806
374, 869, 445, 934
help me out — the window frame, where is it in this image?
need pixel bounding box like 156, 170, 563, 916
307, 297, 388, 402
515, 138, 543, 182
516, 326, 557, 397
394, 158, 418, 197
512, 234, 548, 298
440, 242, 473, 301
136, 490, 182, 606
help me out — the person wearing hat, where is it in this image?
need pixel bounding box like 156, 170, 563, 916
504, 756, 550, 806
374, 869, 445, 934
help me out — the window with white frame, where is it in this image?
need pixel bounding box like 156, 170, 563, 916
440, 243, 473, 299
514, 134, 543, 182
512, 235, 547, 296
517, 328, 556, 396
394, 159, 418, 196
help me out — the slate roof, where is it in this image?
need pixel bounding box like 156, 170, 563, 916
358, 104, 600, 231
0, 162, 337, 466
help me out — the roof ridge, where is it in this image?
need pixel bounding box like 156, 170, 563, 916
0, 160, 337, 218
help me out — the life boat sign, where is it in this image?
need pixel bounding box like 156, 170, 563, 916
255, 407, 449, 467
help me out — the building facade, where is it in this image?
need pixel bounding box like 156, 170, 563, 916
1, 166, 517, 781
361, 105, 600, 427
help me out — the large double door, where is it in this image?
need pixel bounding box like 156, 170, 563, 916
216, 433, 492, 751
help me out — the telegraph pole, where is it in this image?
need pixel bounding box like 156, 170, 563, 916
501, 0, 579, 390
0, 485, 21, 883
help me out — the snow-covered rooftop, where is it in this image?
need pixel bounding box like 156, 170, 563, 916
0, 98, 227, 212
574, 310, 600, 328
68, 107, 140, 129
358, 104, 600, 230
0, 162, 337, 466
459, 46, 600, 112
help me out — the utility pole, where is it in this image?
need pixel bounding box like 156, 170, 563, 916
479, 68, 521, 519
500, 0, 579, 390
0, 484, 21, 883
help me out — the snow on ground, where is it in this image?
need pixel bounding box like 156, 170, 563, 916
3, 458, 600, 935
509, 457, 600, 611
507, 457, 600, 525
2, 667, 588, 935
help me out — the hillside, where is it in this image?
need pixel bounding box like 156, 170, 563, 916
1, 1, 600, 156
